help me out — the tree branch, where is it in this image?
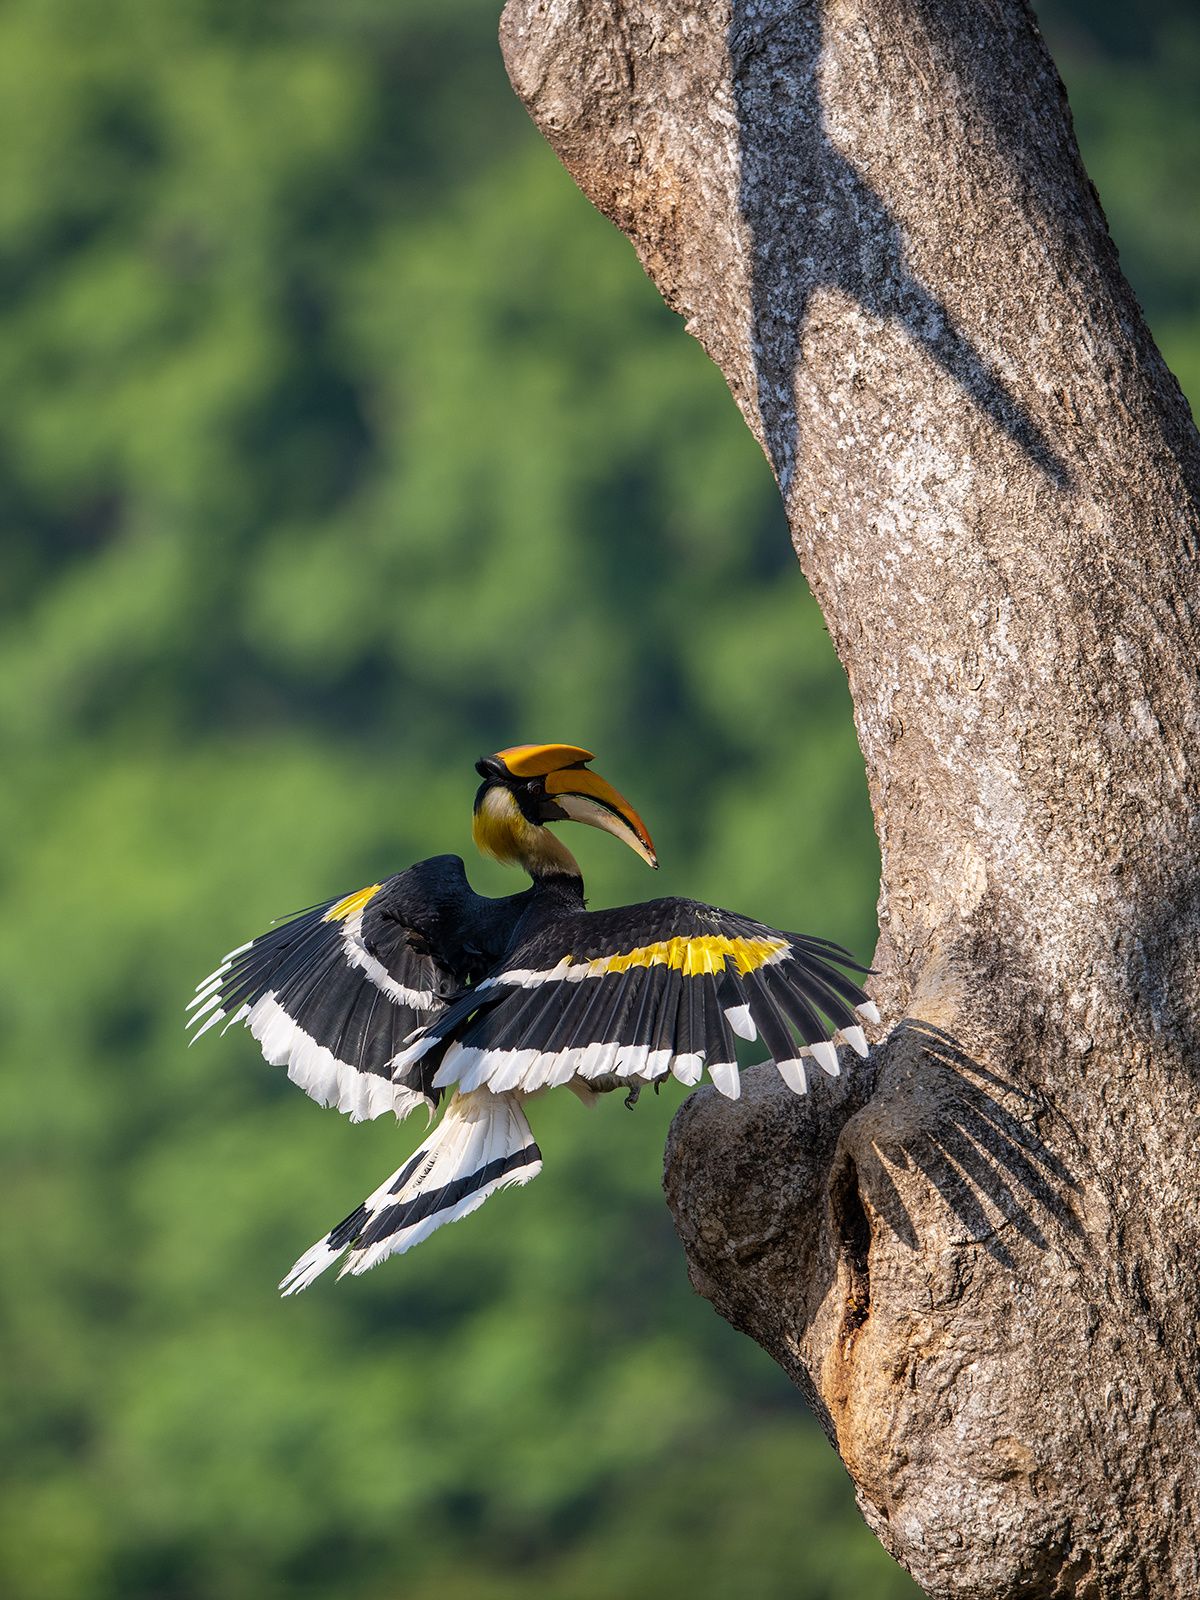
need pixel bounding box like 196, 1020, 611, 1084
500, 1, 1200, 1594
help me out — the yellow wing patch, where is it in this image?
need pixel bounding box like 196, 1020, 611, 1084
323, 884, 382, 923
592, 935, 787, 978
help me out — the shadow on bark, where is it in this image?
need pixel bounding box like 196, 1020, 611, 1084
729, 0, 1073, 493
846, 1021, 1085, 1274
666, 1017, 1085, 1370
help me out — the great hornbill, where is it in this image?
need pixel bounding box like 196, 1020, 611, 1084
188, 743, 877, 1292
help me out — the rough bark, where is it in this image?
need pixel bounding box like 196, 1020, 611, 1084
500, 2, 1200, 1596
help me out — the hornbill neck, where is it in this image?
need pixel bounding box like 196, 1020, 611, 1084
523, 839, 584, 885
473, 784, 585, 884
525, 869, 585, 911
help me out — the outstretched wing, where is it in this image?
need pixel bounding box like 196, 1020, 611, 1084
393, 896, 877, 1102
188, 875, 457, 1122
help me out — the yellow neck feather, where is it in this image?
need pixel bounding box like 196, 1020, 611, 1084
472, 786, 581, 878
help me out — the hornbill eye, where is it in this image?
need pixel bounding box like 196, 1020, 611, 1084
473, 767, 546, 824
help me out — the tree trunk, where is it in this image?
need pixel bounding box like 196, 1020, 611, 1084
499, 2, 1200, 1595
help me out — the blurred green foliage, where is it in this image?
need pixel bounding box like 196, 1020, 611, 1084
1, 3, 1194, 1597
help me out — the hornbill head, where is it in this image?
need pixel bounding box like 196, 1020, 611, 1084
472, 744, 658, 878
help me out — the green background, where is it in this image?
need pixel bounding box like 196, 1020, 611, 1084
2, 3, 1195, 1596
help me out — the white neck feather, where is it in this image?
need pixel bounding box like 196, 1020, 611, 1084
472, 786, 581, 879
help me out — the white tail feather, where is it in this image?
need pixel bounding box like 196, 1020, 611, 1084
279, 1090, 541, 1294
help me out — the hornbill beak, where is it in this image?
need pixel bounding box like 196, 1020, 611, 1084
476, 744, 658, 869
